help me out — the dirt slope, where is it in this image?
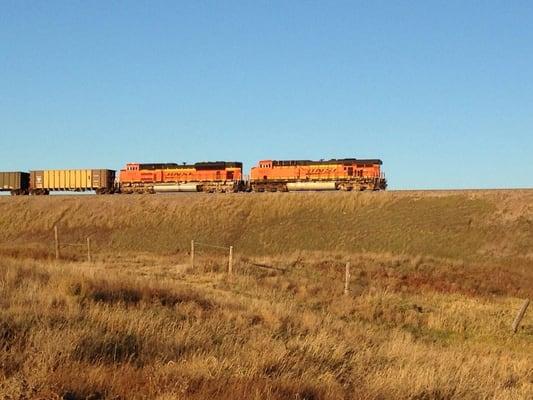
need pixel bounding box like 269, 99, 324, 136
0, 190, 531, 261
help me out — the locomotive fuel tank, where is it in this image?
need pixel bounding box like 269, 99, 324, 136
286, 182, 337, 191
153, 183, 199, 192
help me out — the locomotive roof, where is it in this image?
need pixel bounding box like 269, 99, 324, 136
138, 161, 242, 170
270, 159, 383, 166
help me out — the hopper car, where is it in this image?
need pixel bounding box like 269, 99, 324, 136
118, 162, 244, 193
0, 172, 30, 195
250, 159, 386, 192
29, 169, 116, 195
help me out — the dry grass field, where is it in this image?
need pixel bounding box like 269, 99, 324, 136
0, 190, 532, 399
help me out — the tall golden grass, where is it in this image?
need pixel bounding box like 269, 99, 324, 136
0, 251, 531, 399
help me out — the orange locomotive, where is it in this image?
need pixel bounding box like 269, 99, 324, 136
119, 162, 244, 193
250, 159, 386, 192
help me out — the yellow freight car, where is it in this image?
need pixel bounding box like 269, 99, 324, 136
29, 169, 115, 195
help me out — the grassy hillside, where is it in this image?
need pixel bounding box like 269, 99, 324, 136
0, 190, 532, 398
0, 190, 531, 261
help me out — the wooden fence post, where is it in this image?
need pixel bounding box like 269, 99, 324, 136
228, 246, 233, 274
512, 299, 530, 333
54, 225, 60, 260
190, 240, 195, 269
87, 237, 92, 263
344, 262, 350, 296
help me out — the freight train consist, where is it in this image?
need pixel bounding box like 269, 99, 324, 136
0, 158, 386, 195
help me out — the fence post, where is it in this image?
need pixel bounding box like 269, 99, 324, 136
228, 246, 233, 274
190, 240, 195, 269
54, 225, 60, 260
87, 237, 92, 263
344, 262, 350, 296
512, 299, 530, 333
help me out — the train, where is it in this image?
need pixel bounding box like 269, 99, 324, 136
0, 158, 386, 195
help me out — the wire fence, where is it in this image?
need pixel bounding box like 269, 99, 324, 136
190, 239, 233, 273
50, 226, 531, 333
53, 226, 92, 262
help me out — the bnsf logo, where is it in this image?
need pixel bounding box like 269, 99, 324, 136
308, 167, 336, 174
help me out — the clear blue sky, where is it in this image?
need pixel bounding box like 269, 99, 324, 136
1, 1, 532, 189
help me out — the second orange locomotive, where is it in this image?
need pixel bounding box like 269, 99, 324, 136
119, 162, 244, 193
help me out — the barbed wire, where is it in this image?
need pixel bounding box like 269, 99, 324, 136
194, 242, 231, 250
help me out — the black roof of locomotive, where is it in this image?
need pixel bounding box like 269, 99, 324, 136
271, 159, 382, 167
139, 162, 242, 170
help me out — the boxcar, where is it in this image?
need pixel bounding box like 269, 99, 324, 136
0, 172, 30, 195
250, 159, 387, 191
119, 162, 244, 193
29, 169, 116, 195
